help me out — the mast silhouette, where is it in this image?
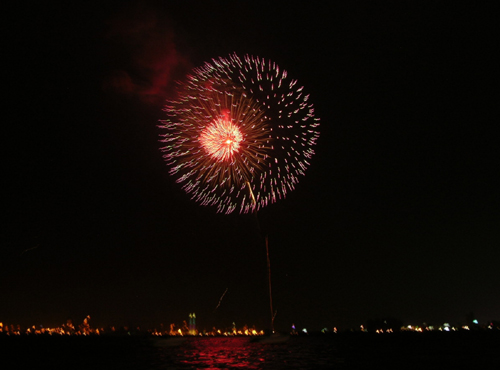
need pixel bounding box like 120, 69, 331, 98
266, 235, 275, 334
248, 182, 275, 334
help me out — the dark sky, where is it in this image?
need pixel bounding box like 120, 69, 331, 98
4, 1, 499, 332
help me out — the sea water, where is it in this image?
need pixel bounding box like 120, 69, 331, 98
2, 332, 499, 369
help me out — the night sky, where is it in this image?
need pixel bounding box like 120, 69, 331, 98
4, 1, 499, 332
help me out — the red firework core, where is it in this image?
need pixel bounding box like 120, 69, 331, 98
199, 114, 243, 162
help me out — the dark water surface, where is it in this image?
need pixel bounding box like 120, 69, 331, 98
2, 332, 499, 369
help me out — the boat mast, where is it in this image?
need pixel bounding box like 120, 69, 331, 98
266, 235, 274, 334
248, 181, 274, 334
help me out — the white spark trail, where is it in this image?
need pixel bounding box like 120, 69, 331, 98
214, 288, 228, 312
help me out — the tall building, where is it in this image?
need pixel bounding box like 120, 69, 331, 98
189, 313, 196, 335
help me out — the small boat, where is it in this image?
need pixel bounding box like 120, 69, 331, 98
149, 336, 187, 347
253, 332, 289, 344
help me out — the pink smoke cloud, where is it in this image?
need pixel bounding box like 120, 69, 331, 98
102, 2, 192, 105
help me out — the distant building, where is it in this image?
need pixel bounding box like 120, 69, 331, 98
189, 313, 196, 335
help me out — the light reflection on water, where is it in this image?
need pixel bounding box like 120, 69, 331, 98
174, 337, 268, 369
156, 336, 338, 369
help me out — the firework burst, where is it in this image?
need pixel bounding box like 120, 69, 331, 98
159, 53, 320, 214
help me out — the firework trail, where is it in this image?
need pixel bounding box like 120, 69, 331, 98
214, 287, 228, 312
160, 53, 320, 214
